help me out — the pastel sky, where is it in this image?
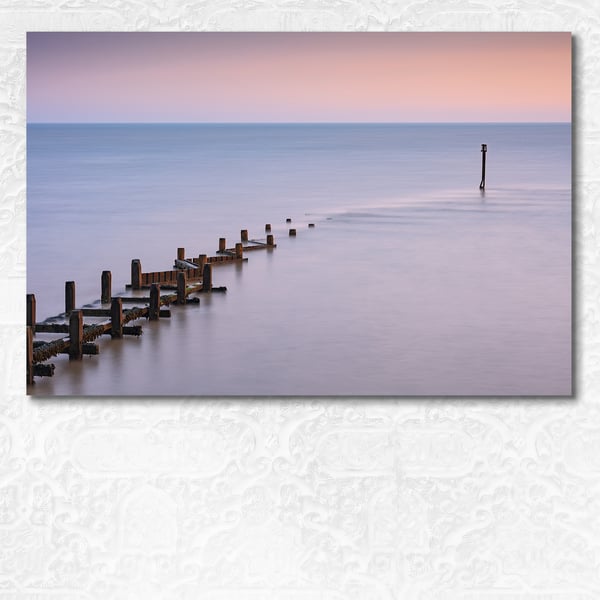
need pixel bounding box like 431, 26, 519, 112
27, 32, 571, 123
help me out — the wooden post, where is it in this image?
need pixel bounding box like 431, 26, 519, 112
65, 281, 76, 314
235, 242, 243, 259
203, 263, 212, 292
308, 223, 315, 228
27, 294, 36, 328
177, 247, 185, 261
479, 143, 487, 190
69, 309, 83, 360
131, 259, 142, 290
286, 218, 292, 223
27, 326, 33, 385
111, 297, 123, 338
219, 238, 226, 252
149, 284, 160, 320
101, 271, 112, 303
177, 271, 187, 304
266, 234, 274, 246
289, 229, 297, 237
198, 254, 207, 270
241, 229, 248, 242
265, 224, 271, 232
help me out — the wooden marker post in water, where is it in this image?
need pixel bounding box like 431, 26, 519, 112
265, 224, 271, 232
219, 238, 227, 253
241, 229, 248, 242
479, 144, 487, 190
235, 242, 244, 260
177, 248, 185, 261
101, 271, 112, 304
289, 229, 297, 237
267, 234, 274, 246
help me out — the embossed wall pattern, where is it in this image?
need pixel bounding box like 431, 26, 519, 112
1, 2, 599, 598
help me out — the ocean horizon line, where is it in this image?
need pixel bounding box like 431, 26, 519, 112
27, 120, 571, 126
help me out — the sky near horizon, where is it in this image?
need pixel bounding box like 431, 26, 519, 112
27, 32, 571, 123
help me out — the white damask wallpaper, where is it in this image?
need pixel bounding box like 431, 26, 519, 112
1, 2, 598, 599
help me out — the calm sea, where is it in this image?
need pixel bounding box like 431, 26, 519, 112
27, 123, 571, 396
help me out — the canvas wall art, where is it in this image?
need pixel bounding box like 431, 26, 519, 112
26, 32, 572, 396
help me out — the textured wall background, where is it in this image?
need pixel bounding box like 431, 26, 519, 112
1, 2, 598, 598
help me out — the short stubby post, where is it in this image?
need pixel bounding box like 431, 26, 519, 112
289, 228, 296, 237
27, 293, 36, 328
235, 242, 244, 260
101, 270, 112, 304
265, 224, 271, 232
131, 259, 142, 290
177, 247, 185, 261
219, 238, 227, 253
111, 297, 123, 338
479, 143, 487, 190
149, 284, 160, 320
198, 254, 207, 270
65, 281, 76, 314
177, 271, 187, 304
203, 263, 213, 292
69, 309, 83, 360
241, 229, 248, 242
267, 234, 274, 246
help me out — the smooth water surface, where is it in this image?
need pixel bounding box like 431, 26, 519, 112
27, 123, 571, 396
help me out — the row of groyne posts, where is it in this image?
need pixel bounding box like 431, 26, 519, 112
26, 220, 314, 386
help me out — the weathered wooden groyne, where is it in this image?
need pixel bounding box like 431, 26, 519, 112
26, 223, 300, 387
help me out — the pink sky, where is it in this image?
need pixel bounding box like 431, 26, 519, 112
27, 32, 571, 123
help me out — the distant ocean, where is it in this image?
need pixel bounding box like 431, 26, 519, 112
27, 123, 571, 396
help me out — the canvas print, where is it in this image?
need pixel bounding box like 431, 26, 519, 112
26, 32, 572, 396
